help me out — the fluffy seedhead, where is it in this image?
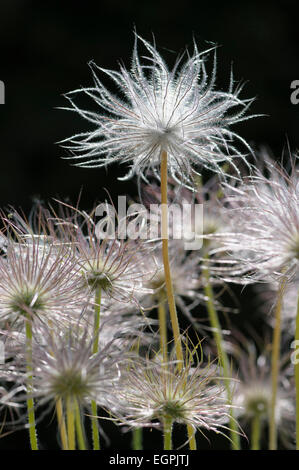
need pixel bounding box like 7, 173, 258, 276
113, 345, 237, 444
0, 210, 86, 329
61, 34, 254, 188
231, 338, 295, 448
19, 322, 124, 413
206, 155, 299, 284
43, 200, 155, 305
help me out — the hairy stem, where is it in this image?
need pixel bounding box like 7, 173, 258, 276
132, 428, 143, 450
75, 399, 86, 450
269, 277, 286, 450
158, 297, 168, 363
66, 397, 76, 450
163, 416, 173, 450
160, 150, 184, 368
25, 318, 38, 450
160, 150, 196, 449
187, 425, 197, 450
90, 286, 101, 450
251, 413, 261, 450
295, 291, 299, 449
56, 398, 68, 450
202, 257, 240, 450
92, 287, 102, 355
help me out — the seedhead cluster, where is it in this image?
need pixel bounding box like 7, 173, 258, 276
1, 33, 297, 452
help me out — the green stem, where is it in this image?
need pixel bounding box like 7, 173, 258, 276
92, 287, 101, 355
74, 399, 86, 450
163, 417, 173, 450
295, 290, 299, 450
187, 425, 197, 450
91, 401, 100, 450
132, 428, 143, 450
269, 277, 286, 450
56, 398, 68, 450
202, 257, 240, 450
25, 318, 38, 450
160, 150, 184, 369
66, 397, 76, 450
158, 298, 168, 363
160, 151, 197, 448
251, 413, 261, 450
91, 286, 101, 450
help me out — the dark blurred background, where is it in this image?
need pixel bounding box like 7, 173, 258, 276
0, 0, 298, 450
0, 0, 298, 213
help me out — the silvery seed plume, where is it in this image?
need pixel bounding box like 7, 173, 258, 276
45, 200, 155, 305
112, 348, 238, 442
0, 383, 24, 434
143, 175, 235, 252
0, 384, 23, 413
60, 34, 254, 187
256, 281, 299, 338
0, 210, 86, 329
206, 154, 299, 284
231, 337, 295, 448
143, 240, 234, 329
14, 321, 124, 415
61, 303, 156, 352
1, 309, 146, 382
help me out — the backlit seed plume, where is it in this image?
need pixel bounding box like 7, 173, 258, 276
142, 175, 231, 251
256, 281, 299, 337
0, 211, 86, 328
45, 201, 154, 305
113, 352, 237, 441
207, 155, 299, 284
0, 382, 24, 437
61, 34, 254, 187
231, 338, 295, 448
143, 241, 227, 328
15, 322, 123, 413
0, 383, 22, 414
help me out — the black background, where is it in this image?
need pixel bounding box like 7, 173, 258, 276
0, 0, 298, 213
0, 0, 298, 450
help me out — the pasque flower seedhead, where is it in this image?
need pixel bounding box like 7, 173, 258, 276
207, 154, 299, 284
61, 34, 254, 187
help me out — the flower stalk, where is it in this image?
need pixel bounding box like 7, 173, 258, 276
160, 150, 196, 450
91, 286, 102, 450
160, 150, 184, 368
56, 398, 68, 450
251, 413, 261, 450
75, 399, 86, 450
66, 396, 76, 450
158, 297, 168, 363
25, 318, 38, 451
163, 416, 173, 450
269, 276, 287, 450
132, 428, 143, 450
295, 290, 299, 450
202, 256, 240, 450
187, 426, 197, 450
